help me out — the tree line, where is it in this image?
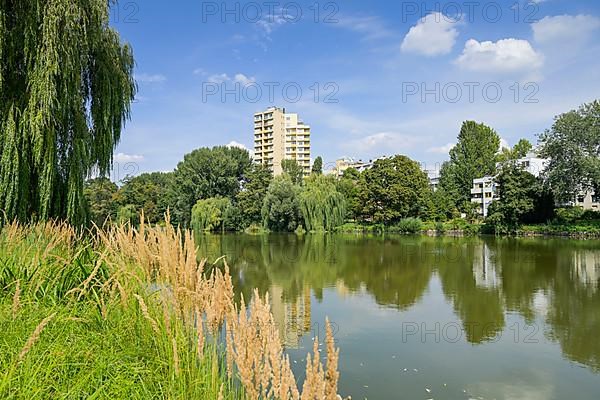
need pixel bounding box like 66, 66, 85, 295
84, 100, 600, 234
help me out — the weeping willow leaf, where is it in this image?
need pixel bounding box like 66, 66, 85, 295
0, 0, 136, 224
298, 175, 347, 232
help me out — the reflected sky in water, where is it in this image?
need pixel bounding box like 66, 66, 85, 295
196, 234, 600, 399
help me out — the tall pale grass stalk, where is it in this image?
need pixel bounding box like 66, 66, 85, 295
12, 280, 20, 319
2, 217, 345, 399
18, 313, 57, 362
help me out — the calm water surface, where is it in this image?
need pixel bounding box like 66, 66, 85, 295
196, 234, 600, 400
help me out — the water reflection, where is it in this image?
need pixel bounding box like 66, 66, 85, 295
196, 233, 600, 374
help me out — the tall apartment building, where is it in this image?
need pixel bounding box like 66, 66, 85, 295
253, 107, 311, 176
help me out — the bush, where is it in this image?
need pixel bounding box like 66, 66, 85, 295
581, 210, 600, 221
555, 207, 585, 223
435, 221, 446, 233
394, 218, 423, 234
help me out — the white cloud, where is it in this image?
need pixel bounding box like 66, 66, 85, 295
401, 12, 459, 56
455, 38, 543, 74
192, 68, 206, 76
427, 143, 455, 154
206, 73, 255, 86
114, 153, 144, 163
256, 11, 290, 38
336, 15, 393, 40
532, 14, 600, 44
135, 73, 166, 83
346, 132, 420, 154
499, 137, 510, 151
234, 73, 256, 86
226, 141, 249, 151
207, 73, 230, 84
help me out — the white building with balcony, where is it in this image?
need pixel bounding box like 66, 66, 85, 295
470, 153, 549, 217
471, 176, 498, 217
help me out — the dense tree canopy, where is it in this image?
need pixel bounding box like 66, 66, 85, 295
359, 155, 431, 224
336, 168, 362, 221
262, 176, 301, 232
498, 139, 533, 162
281, 159, 304, 185
173, 146, 251, 227
298, 175, 346, 231
0, 0, 136, 224
539, 100, 600, 203
440, 121, 500, 209
236, 164, 272, 228
84, 177, 118, 226
486, 164, 541, 232
191, 197, 233, 232
311, 156, 323, 175
114, 172, 176, 224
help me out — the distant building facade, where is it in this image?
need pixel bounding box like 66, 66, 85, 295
471, 153, 598, 216
253, 107, 311, 176
471, 153, 547, 217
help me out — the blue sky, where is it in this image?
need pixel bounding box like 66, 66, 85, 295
109, 0, 600, 179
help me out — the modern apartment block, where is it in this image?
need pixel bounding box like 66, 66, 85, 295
471, 176, 498, 217
253, 107, 311, 176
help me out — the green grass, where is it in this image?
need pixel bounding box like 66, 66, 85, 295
0, 224, 242, 399
0, 299, 236, 399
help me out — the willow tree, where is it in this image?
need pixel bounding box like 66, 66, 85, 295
298, 175, 346, 232
0, 1, 136, 224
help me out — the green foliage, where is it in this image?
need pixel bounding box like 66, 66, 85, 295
0, 1, 136, 224
435, 221, 446, 233
336, 168, 362, 221
298, 175, 346, 231
393, 218, 423, 234
262, 176, 301, 232
191, 197, 233, 232
311, 156, 323, 175
498, 139, 533, 162
555, 207, 585, 224
440, 121, 501, 209
281, 159, 304, 185
486, 164, 541, 233
173, 146, 251, 227
115, 172, 176, 224
359, 155, 431, 224
539, 100, 600, 203
429, 189, 459, 221
236, 164, 273, 228
84, 178, 118, 226
116, 204, 138, 225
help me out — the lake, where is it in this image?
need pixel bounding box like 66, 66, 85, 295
196, 234, 600, 399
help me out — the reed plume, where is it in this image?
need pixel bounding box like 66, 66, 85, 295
18, 313, 57, 362
12, 279, 21, 319
84, 217, 343, 399
134, 294, 160, 334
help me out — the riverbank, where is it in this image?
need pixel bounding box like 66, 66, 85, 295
334, 220, 600, 238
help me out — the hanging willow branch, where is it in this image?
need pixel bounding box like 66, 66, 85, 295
298, 175, 346, 232
0, 0, 136, 224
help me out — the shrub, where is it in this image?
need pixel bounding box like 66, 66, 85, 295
435, 221, 446, 234
555, 207, 585, 224
581, 210, 600, 221
395, 218, 423, 234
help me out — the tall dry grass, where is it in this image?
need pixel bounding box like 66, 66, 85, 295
96, 213, 345, 399
1, 214, 345, 399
